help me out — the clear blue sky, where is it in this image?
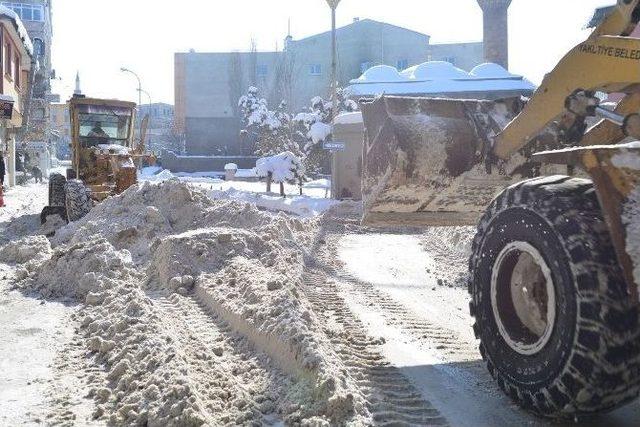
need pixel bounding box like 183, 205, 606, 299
51, 0, 613, 105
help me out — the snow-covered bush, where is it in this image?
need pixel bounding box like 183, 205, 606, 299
255, 151, 306, 196
238, 87, 302, 158
294, 88, 357, 173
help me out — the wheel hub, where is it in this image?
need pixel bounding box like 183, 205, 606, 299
491, 242, 556, 355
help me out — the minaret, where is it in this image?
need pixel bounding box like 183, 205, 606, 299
477, 0, 512, 69
74, 71, 82, 95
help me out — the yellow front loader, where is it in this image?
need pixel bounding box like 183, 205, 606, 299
360, 0, 640, 418
42, 95, 155, 224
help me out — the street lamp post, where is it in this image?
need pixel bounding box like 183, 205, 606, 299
325, 0, 341, 122
138, 88, 153, 148
120, 67, 142, 108
120, 67, 145, 150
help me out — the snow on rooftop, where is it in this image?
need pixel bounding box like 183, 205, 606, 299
348, 60, 535, 98
0, 5, 33, 56
410, 61, 470, 81
470, 63, 518, 79
356, 65, 405, 83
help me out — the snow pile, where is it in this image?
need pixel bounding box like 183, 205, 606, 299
224, 162, 238, 171
15, 181, 363, 424
28, 239, 133, 300
208, 187, 338, 217
139, 166, 163, 176
421, 226, 475, 288
0, 235, 52, 269
95, 144, 130, 155
140, 169, 175, 182
78, 284, 212, 426
255, 151, 305, 183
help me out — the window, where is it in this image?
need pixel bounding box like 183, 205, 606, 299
14, 53, 19, 86
309, 64, 321, 75
1, 3, 45, 22
5, 42, 11, 77
33, 38, 44, 57
396, 59, 409, 70
256, 64, 268, 77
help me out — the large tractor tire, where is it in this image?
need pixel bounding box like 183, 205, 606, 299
469, 175, 640, 418
48, 173, 66, 207
64, 180, 92, 222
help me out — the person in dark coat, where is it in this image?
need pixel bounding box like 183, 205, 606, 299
0, 154, 5, 186
32, 166, 42, 183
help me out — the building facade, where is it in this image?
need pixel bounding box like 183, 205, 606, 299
49, 101, 69, 159
427, 42, 483, 71
175, 19, 483, 156
136, 102, 180, 154
1, 1, 54, 144
139, 102, 174, 122
0, 5, 34, 186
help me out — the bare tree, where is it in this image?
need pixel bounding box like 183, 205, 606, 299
272, 50, 297, 112
249, 38, 258, 88
228, 51, 244, 118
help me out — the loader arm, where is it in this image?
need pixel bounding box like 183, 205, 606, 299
494, 0, 640, 159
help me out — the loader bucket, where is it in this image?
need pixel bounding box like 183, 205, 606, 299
360, 95, 531, 227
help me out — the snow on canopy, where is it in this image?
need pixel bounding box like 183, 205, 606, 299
355, 65, 405, 83
255, 152, 306, 183
403, 61, 470, 81
0, 5, 33, 56
348, 61, 535, 98
470, 63, 519, 79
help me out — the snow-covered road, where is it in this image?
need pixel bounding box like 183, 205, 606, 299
2, 178, 640, 425
331, 228, 640, 427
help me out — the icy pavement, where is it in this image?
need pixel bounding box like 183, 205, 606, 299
338, 233, 473, 339
0, 265, 77, 425
0, 183, 47, 244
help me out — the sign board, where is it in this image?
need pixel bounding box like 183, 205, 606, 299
323, 141, 345, 151
0, 99, 13, 120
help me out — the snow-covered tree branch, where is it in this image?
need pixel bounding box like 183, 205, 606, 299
238, 87, 303, 158
293, 88, 357, 173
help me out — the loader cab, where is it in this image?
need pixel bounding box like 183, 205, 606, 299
70, 98, 135, 149
78, 110, 132, 148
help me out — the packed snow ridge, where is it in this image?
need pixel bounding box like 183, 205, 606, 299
4, 180, 370, 425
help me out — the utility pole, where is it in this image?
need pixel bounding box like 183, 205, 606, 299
325, 0, 341, 121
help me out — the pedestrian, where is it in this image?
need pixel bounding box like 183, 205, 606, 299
32, 165, 42, 183
0, 153, 5, 208
0, 153, 5, 186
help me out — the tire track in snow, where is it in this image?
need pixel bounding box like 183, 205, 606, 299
147, 288, 287, 425
335, 270, 479, 363
303, 270, 448, 426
